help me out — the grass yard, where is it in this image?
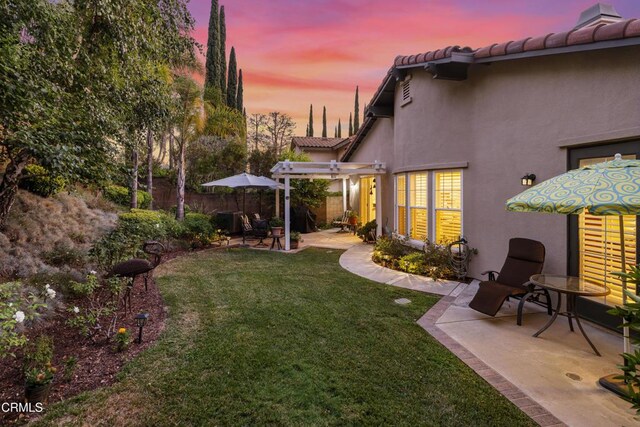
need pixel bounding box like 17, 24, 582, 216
37, 247, 534, 426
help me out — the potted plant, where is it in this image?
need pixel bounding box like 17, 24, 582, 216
23, 335, 55, 403
290, 232, 302, 249
357, 220, 377, 243
607, 265, 640, 410
270, 217, 285, 237
25, 365, 56, 403
348, 211, 359, 226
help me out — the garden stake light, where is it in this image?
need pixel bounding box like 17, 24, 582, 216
135, 313, 149, 344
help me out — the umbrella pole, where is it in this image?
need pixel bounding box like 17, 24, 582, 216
243, 188, 247, 245
620, 215, 631, 355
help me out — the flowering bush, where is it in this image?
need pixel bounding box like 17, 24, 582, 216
0, 282, 53, 358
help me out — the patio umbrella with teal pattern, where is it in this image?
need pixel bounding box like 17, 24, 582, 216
506, 153, 640, 357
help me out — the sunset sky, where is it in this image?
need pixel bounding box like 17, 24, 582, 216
187, 0, 640, 134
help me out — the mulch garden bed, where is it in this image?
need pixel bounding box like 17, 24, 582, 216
0, 244, 239, 425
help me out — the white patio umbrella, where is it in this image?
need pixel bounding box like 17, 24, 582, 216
201, 172, 281, 216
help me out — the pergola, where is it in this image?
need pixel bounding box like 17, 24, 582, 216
270, 160, 386, 250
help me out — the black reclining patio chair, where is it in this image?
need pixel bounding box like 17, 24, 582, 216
469, 238, 552, 325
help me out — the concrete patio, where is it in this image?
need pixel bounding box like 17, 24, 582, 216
338, 244, 638, 426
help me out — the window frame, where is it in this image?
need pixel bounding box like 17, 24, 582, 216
394, 169, 463, 243
568, 141, 640, 331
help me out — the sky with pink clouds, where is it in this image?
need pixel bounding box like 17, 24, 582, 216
187, 1, 640, 134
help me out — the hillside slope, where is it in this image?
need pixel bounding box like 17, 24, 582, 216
0, 190, 118, 278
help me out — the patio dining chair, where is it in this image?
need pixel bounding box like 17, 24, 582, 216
468, 238, 552, 325
332, 210, 351, 232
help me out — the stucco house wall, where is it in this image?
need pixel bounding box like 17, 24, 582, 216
348, 118, 395, 230
350, 45, 640, 279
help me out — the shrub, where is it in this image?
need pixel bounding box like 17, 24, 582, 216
0, 282, 52, 358
374, 236, 412, 259
181, 213, 213, 236
398, 252, 429, 275
23, 335, 54, 372
42, 242, 86, 268
90, 209, 179, 268
19, 164, 67, 197
169, 204, 191, 216
357, 220, 377, 241
103, 185, 152, 209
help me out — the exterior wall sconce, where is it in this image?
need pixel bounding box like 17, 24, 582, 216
135, 313, 149, 343
521, 173, 536, 186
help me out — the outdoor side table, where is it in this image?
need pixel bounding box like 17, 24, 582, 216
270, 234, 283, 250
529, 274, 609, 356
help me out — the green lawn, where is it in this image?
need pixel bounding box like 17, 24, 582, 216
37, 248, 534, 426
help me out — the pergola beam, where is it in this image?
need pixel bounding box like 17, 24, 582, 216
270, 160, 387, 252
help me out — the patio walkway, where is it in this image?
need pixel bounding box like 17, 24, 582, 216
338, 245, 638, 427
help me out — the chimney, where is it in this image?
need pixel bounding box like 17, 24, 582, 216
574, 3, 622, 29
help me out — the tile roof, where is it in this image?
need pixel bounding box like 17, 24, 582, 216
342, 17, 640, 162
393, 18, 640, 67
291, 136, 349, 150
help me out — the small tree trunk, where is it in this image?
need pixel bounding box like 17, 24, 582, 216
168, 131, 175, 170
157, 131, 167, 165
0, 151, 29, 228
130, 146, 138, 209
146, 129, 154, 210
176, 141, 186, 221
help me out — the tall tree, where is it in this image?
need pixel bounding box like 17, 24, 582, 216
322, 106, 327, 138
306, 124, 309, 137
354, 86, 360, 133
173, 75, 204, 220
0, 0, 196, 225
249, 113, 269, 151
236, 69, 244, 112
219, 5, 227, 99
349, 113, 353, 136
205, 0, 221, 98
334, 126, 337, 138
226, 47, 237, 108
338, 119, 342, 138
308, 104, 314, 137
266, 112, 296, 157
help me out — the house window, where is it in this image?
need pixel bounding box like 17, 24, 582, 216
568, 141, 640, 331
435, 171, 462, 243
409, 173, 428, 240
395, 169, 463, 243
578, 155, 636, 307
396, 175, 406, 235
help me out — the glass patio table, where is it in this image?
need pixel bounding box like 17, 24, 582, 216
529, 274, 610, 356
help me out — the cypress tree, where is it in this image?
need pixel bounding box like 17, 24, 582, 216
219, 5, 227, 98
354, 86, 360, 133
308, 105, 314, 137
306, 124, 310, 137
226, 47, 237, 108
348, 113, 353, 136
236, 69, 244, 111
338, 119, 342, 138
334, 126, 337, 138
205, 0, 220, 93
322, 106, 327, 138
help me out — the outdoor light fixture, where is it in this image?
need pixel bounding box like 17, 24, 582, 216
521, 173, 536, 186
135, 313, 149, 344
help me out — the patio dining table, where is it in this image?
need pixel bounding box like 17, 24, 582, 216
529, 274, 610, 356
